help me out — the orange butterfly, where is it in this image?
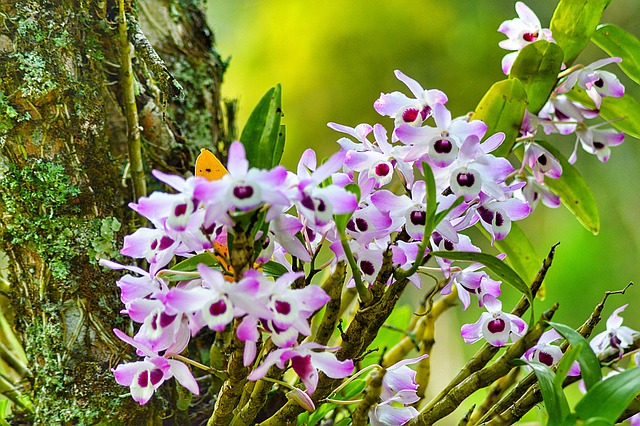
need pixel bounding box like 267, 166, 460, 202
195, 149, 234, 278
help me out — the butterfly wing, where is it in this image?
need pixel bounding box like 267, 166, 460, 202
195, 148, 228, 181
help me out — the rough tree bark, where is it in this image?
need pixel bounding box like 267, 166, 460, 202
0, 0, 231, 423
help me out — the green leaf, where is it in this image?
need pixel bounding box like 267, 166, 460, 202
240, 84, 284, 169
334, 379, 367, 400
583, 418, 613, 426
535, 140, 600, 234
421, 162, 437, 234
471, 79, 528, 157
274, 124, 286, 166
592, 24, 640, 85
550, 0, 608, 65
515, 359, 570, 424
560, 413, 579, 426
160, 252, 219, 281
262, 261, 288, 278
306, 401, 336, 426
548, 322, 602, 390
434, 196, 464, 229
509, 40, 564, 114
431, 251, 532, 307
483, 222, 541, 290
334, 184, 361, 233
567, 88, 640, 140
554, 343, 583, 388
0, 400, 9, 426
575, 366, 640, 423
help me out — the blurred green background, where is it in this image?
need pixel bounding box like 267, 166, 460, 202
206, 0, 640, 421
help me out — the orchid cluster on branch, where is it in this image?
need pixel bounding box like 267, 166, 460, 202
104, 1, 640, 425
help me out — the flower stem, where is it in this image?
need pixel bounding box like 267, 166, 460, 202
339, 229, 372, 304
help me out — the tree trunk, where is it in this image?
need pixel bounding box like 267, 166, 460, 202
0, 0, 230, 423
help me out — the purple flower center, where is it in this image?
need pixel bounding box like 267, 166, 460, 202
233, 185, 254, 200
461, 284, 479, 294
360, 260, 375, 276
537, 154, 547, 166
159, 312, 176, 328
610, 333, 622, 350
317, 198, 326, 212
301, 195, 315, 210
305, 227, 316, 241
538, 351, 554, 366
555, 109, 569, 121
150, 369, 164, 386
203, 222, 216, 235
421, 105, 431, 120
158, 236, 175, 251
174, 203, 188, 217
487, 318, 506, 333
355, 218, 368, 232
457, 172, 475, 187
495, 211, 505, 227
594, 78, 604, 88
346, 219, 356, 232
402, 108, 420, 122
137, 370, 149, 388
477, 206, 494, 224
209, 299, 227, 316
410, 210, 426, 226
290, 355, 313, 381
434, 138, 453, 154
523, 32, 538, 42
444, 239, 455, 251
375, 163, 391, 177
593, 142, 605, 150
150, 313, 159, 330
275, 300, 291, 315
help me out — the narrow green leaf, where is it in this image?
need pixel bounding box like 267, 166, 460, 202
334, 184, 361, 233
592, 24, 640, 85
434, 196, 464, 227
550, 0, 608, 65
431, 251, 532, 306
307, 402, 336, 426
535, 140, 600, 234
514, 360, 570, 424
575, 366, 640, 423
567, 88, 640, 140
471, 79, 528, 157
509, 40, 564, 114
240, 84, 283, 169
481, 222, 541, 289
0, 400, 9, 426
584, 418, 614, 426
548, 322, 602, 390
161, 252, 219, 281
262, 261, 288, 278
554, 343, 583, 388
421, 162, 437, 233
560, 413, 579, 426
334, 379, 367, 400
273, 124, 286, 166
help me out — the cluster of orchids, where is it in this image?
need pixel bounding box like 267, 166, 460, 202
103, 2, 637, 424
